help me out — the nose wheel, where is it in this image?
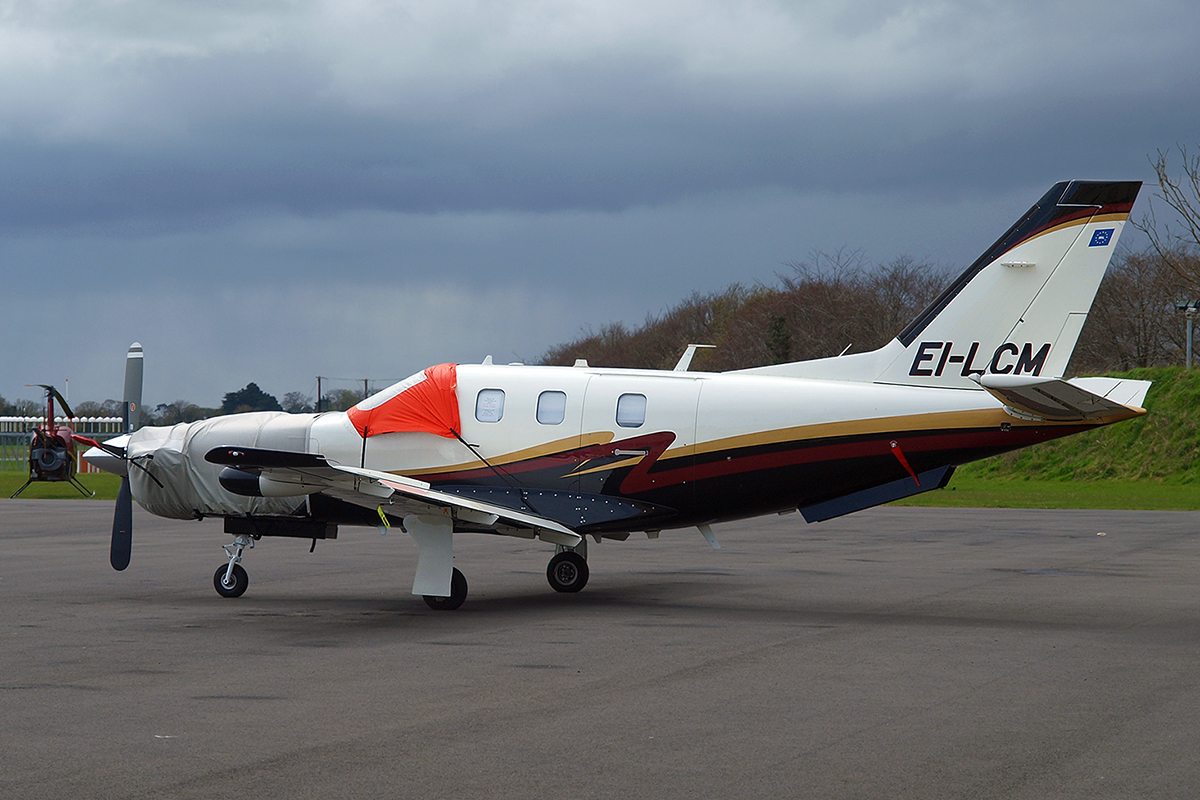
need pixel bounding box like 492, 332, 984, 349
213, 534, 254, 598
214, 563, 249, 597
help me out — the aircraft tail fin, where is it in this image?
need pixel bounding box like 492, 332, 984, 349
741, 181, 1141, 388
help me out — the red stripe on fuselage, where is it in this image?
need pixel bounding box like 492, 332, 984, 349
413, 424, 1088, 494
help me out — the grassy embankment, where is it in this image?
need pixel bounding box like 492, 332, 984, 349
895, 366, 1200, 510
3, 367, 1198, 509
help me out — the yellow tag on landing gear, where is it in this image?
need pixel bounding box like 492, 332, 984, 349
377, 505, 391, 532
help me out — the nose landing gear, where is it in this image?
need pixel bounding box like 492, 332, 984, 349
213, 534, 254, 598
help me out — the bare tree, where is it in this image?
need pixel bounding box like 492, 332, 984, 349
1070, 248, 1192, 373
149, 401, 210, 425
322, 389, 364, 412
541, 253, 945, 372
5, 398, 42, 416
1138, 144, 1200, 289
541, 287, 751, 370
767, 251, 944, 364
71, 401, 106, 417
281, 391, 314, 414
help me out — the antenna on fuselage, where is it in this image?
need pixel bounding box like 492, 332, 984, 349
673, 344, 716, 372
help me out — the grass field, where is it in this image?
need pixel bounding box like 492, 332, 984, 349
1, 471, 123, 500
893, 475, 1200, 511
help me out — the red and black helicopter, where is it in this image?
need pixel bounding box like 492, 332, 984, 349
10, 384, 94, 498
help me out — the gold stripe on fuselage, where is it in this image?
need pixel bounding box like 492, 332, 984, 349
693, 408, 1039, 459
408, 431, 616, 476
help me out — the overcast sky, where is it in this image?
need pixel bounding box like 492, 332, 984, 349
4, 0, 1199, 410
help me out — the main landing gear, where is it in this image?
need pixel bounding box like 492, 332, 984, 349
422, 548, 589, 610
420, 548, 590, 610
547, 544, 589, 593
413, 530, 591, 609
423, 568, 468, 611
213, 534, 254, 598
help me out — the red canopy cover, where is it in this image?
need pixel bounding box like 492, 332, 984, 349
346, 363, 461, 439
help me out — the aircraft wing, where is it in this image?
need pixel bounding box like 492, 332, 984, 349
204, 447, 582, 546
976, 375, 1150, 421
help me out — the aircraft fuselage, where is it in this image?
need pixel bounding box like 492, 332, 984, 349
125, 362, 1128, 535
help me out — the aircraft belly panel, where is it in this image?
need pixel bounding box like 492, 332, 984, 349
430, 485, 678, 532
679, 422, 1089, 525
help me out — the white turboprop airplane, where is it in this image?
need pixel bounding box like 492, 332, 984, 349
83, 180, 1150, 610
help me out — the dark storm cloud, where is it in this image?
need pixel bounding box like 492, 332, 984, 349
5, 40, 1197, 238
4, 0, 1200, 406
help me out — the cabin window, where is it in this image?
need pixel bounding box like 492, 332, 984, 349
475, 389, 505, 423
616, 393, 647, 428
537, 391, 567, 425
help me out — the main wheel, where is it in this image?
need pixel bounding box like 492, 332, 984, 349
213, 563, 249, 598
547, 551, 589, 593
423, 568, 468, 611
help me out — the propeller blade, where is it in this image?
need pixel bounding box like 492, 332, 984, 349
111, 476, 132, 571
123, 343, 144, 433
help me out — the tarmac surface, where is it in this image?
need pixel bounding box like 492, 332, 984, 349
3, 500, 1200, 799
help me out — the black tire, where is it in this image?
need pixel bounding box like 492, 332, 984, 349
423, 568, 468, 611
213, 564, 249, 598
547, 551, 589, 593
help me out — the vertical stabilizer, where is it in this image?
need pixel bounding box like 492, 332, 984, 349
872, 181, 1140, 388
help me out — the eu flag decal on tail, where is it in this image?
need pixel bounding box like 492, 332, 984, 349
1089, 228, 1114, 247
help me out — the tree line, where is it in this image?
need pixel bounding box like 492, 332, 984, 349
543, 151, 1200, 375
539, 246, 1200, 375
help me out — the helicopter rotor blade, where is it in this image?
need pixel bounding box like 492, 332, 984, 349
28, 383, 75, 420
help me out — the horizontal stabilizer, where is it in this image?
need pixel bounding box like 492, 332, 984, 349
976, 375, 1150, 421
1069, 376, 1152, 408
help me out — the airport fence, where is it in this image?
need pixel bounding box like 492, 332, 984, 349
0, 417, 126, 473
